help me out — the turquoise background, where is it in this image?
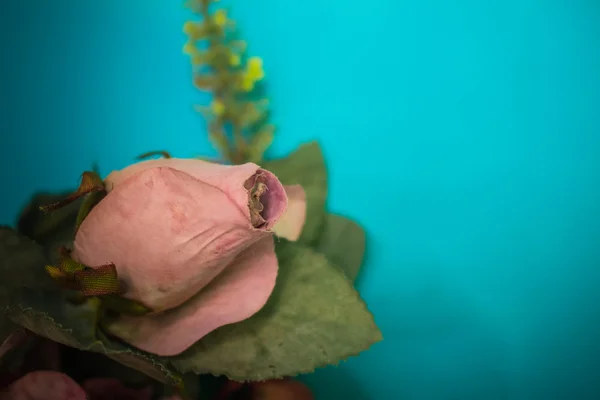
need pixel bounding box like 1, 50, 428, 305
2, 0, 600, 399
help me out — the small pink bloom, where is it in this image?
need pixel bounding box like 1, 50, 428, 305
1, 371, 87, 400
72, 158, 306, 355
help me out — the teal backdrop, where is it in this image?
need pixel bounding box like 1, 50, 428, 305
1, 0, 600, 399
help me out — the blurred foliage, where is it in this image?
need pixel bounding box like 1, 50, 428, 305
184, 0, 275, 165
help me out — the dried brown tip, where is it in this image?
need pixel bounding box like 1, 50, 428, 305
245, 172, 269, 228
39, 171, 105, 213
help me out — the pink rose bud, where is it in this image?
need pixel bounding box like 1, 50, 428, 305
72, 158, 306, 355
1, 371, 87, 400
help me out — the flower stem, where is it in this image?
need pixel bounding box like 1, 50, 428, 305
184, 0, 273, 165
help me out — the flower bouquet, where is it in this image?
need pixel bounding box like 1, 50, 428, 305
0, 1, 382, 398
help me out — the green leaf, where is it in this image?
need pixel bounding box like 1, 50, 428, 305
168, 240, 382, 381
0, 227, 182, 387
61, 348, 156, 387
16, 192, 80, 261
262, 142, 327, 245
314, 214, 366, 282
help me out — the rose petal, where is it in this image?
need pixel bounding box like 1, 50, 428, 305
74, 166, 275, 310
273, 185, 307, 241
2, 371, 87, 400
82, 378, 153, 400
105, 158, 288, 229
104, 236, 278, 356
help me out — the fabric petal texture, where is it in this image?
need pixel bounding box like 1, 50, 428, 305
73, 163, 286, 311
104, 158, 288, 229
104, 235, 278, 356
273, 185, 307, 241
70, 158, 307, 355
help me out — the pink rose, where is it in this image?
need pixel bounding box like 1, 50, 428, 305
0, 333, 180, 400
0, 371, 88, 400
1, 372, 181, 400
72, 158, 306, 355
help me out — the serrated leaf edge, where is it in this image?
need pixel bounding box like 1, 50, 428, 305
3, 305, 181, 386
174, 253, 383, 381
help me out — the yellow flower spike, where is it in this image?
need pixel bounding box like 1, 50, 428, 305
211, 99, 225, 116
229, 53, 241, 66
241, 74, 255, 92
182, 41, 197, 56
191, 54, 204, 66
182, 21, 195, 35
213, 9, 228, 27
183, 21, 204, 40
246, 56, 265, 81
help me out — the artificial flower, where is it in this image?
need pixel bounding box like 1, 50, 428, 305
71, 158, 306, 355
0, 372, 182, 400
0, 371, 88, 400
0, 333, 177, 400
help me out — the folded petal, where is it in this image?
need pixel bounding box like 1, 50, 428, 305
2, 371, 87, 400
105, 158, 288, 229
273, 185, 307, 241
103, 236, 278, 356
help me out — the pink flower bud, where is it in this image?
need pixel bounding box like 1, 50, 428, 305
72, 158, 306, 355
